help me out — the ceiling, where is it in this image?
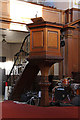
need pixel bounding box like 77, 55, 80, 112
0, 29, 29, 43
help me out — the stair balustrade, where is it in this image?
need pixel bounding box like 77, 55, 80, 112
6, 33, 30, 96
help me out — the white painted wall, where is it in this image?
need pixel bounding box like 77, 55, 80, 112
54, 63, 59, 76
0, 29, 28, 43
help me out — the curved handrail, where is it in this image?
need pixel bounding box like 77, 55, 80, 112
7, 33, 30, 82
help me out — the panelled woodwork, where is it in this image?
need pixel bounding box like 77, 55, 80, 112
30, 28, 46, 54
42, 7, 65, 24
1, 0, 10, 18
0, 21, 10, 29
32, 30, 44, 48
27, 2, 65, 24
65, 8, 80, 23
72, 8, 80, 21
64, 26, 80, 77
28, 20, 62, 58
65, 9, 71, 23
64, 32, 71, 76
47, 28, 60, 56
47, 31, 58, 48
0, 0, 10, 29
71, 28, 80, 73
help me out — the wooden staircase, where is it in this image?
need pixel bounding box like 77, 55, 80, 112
10, 62, 39, 100
6, 33, 40, 100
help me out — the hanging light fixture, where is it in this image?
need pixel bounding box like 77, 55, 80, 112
2, 34, 6, 43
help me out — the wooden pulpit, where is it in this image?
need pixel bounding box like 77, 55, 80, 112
27, 17, 63, 106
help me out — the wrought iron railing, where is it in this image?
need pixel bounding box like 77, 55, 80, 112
6, 33, 30, 87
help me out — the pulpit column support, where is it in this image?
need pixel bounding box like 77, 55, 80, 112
39, 64, 50, 106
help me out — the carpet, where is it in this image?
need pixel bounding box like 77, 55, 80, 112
1, 101, 80, 120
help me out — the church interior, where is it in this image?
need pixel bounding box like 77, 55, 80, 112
0, 0, 80, 119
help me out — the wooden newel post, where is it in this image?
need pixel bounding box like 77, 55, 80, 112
27, 17, 63, 106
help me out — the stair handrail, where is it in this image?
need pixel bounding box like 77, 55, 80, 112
7, 33, 30, 82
